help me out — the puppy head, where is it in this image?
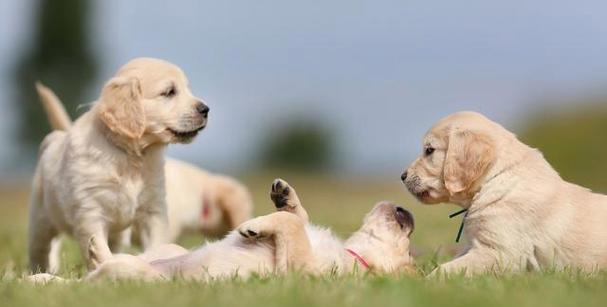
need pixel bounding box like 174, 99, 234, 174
403, 111, 497, 204
346, 202, 415, 273
97, 58, 209, 148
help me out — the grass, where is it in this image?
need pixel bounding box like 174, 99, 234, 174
1, 173, 606, 307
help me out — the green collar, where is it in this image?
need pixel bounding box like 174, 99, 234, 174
449, 208, 468, 243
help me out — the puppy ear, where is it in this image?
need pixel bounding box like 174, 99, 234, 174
402, 209, 415, 237
443, 130, 495, 195
98, 77, 145, 139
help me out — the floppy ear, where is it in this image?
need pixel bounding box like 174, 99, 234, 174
443, 130, 495, 195
97, 77, 145, 139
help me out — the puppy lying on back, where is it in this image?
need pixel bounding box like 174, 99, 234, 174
403, 111, 607, 275
30, 179, 415, 282
36, 85, 253, 243
29, 58, 209, 273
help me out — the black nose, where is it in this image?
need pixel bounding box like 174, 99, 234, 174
401, 171, 407, 181
196, 102, 209, 117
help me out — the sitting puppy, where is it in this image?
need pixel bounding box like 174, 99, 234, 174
29, 58, 209, 273
34, 179, 415, 282
402, 111, 607, 275
35, 84, 253, 243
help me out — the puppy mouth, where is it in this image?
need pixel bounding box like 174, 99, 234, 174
413, 190, 430, 201
405, 184, 430, 201
403, 175, 432, 202
167, 125, 206, 141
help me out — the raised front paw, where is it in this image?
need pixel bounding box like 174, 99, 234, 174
237, 217, 269, 240
270, 179, 297, 209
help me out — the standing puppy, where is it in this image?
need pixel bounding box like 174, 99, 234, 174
29, 58, 209, 272
403, 111, 607, 275
35, 84, 253, 243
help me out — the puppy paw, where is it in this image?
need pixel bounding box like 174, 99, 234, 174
237, 217, 269, 240
88, 236, 100, 269
25, 273, 66, 284
270, 179, 298, 210
87, 235, 111, 270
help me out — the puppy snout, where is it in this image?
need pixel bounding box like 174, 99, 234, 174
403, 174, 419, 192
401, 171, 408, 182
196, 102, 210, 117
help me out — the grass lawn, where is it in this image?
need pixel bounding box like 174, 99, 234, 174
1, 173, 606, 307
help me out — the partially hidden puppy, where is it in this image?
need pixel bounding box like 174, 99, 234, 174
35, 84, 253, 243
29, 58, 209, 273
402, 111, 607, 275
163, 159, 253, 240
30, 179, 415, 282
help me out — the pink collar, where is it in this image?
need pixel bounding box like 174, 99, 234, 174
345, 248, 370, 270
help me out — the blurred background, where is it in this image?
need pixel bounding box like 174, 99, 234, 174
2, 0, 607, 272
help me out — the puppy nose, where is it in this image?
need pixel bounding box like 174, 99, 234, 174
196, 102, 209, 117
401, 171, 407, 181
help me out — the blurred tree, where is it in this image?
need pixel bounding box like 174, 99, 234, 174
519, 98, 607, 192
12, 0, 97, 153
260, 120, 336, 171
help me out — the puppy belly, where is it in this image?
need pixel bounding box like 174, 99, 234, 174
155, 236, 275, 280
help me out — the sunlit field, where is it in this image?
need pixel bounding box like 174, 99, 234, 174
2, 173, 607, 307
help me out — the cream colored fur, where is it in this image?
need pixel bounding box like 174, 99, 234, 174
403, 111, 607, 275
29, 179, 415, 282
163, 159, 253, 241
29, 58, 209, 273
35, 83, 253, 242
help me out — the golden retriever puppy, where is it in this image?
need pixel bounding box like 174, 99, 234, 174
163, 159, 253, 240
35, 85, 253, 243
29, 58, 209, 273
34, 179, 415, 282
402, 111, 607, 275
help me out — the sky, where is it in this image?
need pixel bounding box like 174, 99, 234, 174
1, 0, 607, 176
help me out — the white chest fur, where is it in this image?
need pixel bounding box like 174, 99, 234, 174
114, 175, 145, 224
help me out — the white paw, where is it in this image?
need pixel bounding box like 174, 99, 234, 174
25, 273, 66, 284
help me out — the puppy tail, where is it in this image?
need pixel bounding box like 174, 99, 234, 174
35, 82, 72, 131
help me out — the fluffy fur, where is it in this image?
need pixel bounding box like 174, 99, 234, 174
29, 58, 209, 273
35, 84, 253, 243
30, 179, 415, 282
403, 111, 607, 275
162, 159, 253, 241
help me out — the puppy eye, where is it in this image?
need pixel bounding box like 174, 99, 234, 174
161, 86, 177, 98
424, 147, 435, 156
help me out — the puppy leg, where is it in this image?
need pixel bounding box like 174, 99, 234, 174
85, 254, 164, 282
28, 218, 58, 273
108, 229, 131, 253
133, 210, 169, 251
48, 237, 62, 273
28, 174, 59, 273
75, 221, 112, 271
238, 211, 314, 273
270, 179, 309, 222
26, 273, 68, 284
86, 235, 113, 270
429, 248, 498, 277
